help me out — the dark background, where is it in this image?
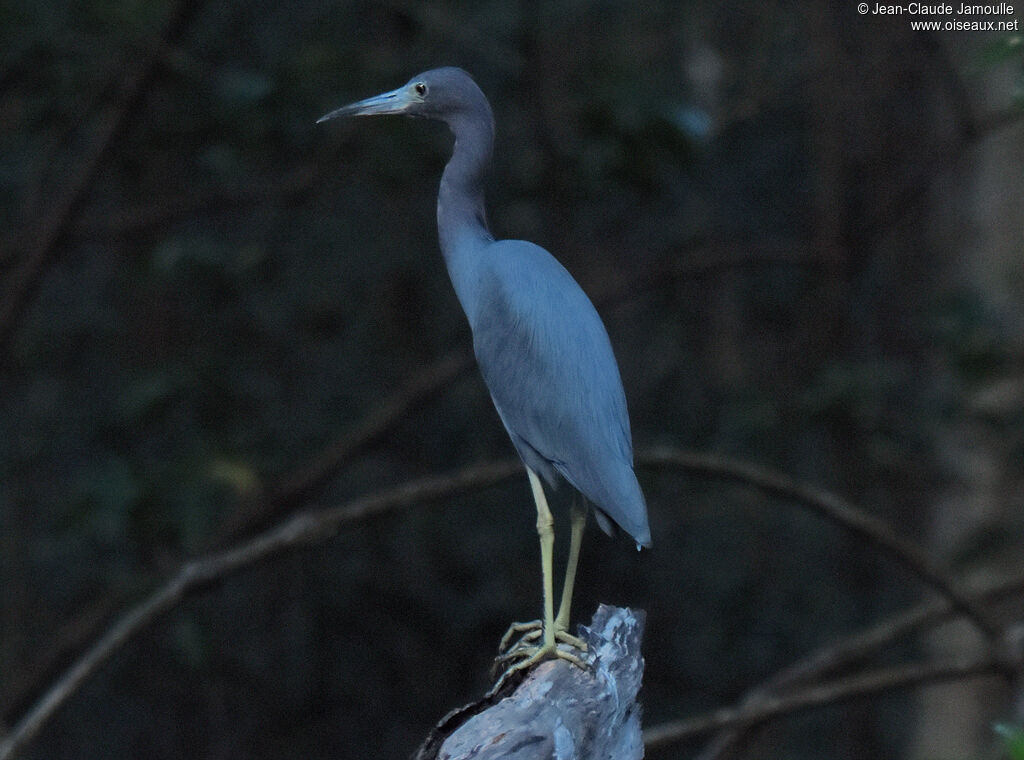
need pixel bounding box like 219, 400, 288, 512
2, 1, 1023, 758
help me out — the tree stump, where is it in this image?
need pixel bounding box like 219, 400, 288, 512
413, 604, 646, 760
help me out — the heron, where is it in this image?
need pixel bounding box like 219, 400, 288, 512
318, 67, 650, 678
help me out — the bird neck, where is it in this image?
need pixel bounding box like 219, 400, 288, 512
437, 112, 495, 319
438, 113, 494, 254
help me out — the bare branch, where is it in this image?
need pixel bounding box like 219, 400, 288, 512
762, 574, 1024, 694
696, 573, 1024, 760
0, 351, 472, 728
213, 351, 473, 542
269, 355, 474, 510
2, 446, 1008, 760
0, 595, 121, 725
0, 460, 521, 760
640, 447, 1004, 644
70, 165, 324, 239
0, 0, 204, 355
643, 655, 1007, 750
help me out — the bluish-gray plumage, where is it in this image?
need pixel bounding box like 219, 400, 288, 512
471, 240, 648, 543
319, 67, 650, 547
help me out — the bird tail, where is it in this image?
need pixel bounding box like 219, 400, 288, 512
561, 461, 651, 548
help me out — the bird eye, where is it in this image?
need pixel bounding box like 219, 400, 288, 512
414, 82, 427, 96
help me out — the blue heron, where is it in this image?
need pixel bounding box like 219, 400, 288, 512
319, 67, 650, 677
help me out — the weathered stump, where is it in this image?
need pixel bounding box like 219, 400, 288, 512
414, 604, 646, 760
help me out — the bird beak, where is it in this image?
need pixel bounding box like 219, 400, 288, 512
316, 86, 413, 123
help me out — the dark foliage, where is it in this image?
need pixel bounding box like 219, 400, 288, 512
2, 1, 1022, 758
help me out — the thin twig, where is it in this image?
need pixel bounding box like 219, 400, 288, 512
0, 103, 123, 350
0, 351, 471, 726
71, 165, 324, 239
0, 447, 1005, 759
642, 655, 1007, 750
640, 447, 1004, 644
213, 351, 473, 542
695, 573, 1024, 760
0, 460, 523, 760
271, 355, 474, 507
0, 595, 121, 724
0, 0, 203, 355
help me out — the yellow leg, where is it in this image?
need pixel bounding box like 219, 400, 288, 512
493, 470, 588, 684
555, 499, 586, 630
531, 468, 558, 650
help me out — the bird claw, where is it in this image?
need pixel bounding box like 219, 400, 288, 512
491, 620, 590, 684
497, 620, 588, 655
491, 640, 591, 690
497, 620, 542, 653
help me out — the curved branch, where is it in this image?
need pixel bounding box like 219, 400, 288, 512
639, 448, 1003, 644
71, 164, 325, 239
695, 572, 1024, 760
1, 446, 1003, 759
0, 0, 205, 356
0, 460, 522, 760
268, 354, 474, 510
0, 595, 121, 727
0, 352, 473, 725
642, 655, 1007, 750
213, 351, 474, 542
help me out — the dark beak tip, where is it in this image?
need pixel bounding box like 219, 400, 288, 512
316, 108, 348, 125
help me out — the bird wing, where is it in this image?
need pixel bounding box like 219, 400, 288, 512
468, 239, 650, 545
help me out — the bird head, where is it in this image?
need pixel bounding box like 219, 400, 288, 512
317, 67, 490, 127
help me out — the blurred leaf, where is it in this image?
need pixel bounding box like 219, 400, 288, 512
995, 723, 1024, 760
670, 104, 714, 142
118, 374, 180, 425
799, 360, 905, 420
73, 458, 140, 542
151, 234, 229, 277
200, 143, 244, 181
216, 68, 275, 106
207, 457, 262, 499
978, 34, 1024, 66
930, 289, 1008, 382
163, 458, 225, 552
77, 0, 172, 36
171, 615, 210, 669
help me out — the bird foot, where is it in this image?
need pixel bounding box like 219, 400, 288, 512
490, 638, 590, 691
491, 620, 589, 689
497, 619, 588, 655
